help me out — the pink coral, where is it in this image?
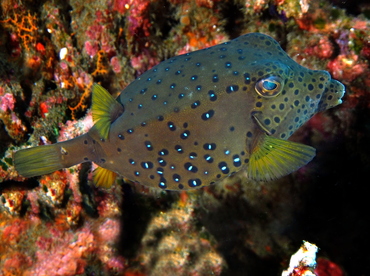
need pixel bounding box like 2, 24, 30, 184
58, 112, 93, 142
86, 24, 104, 41
97, 219, 120, 243
327, 54, 368, 82
112, 0, 131, 14
304, 36, 334, 59
110, 56, 122, 73
0, 93, 15, 112
2, 253, 33, 275
127, 0, 151, 38
82, 10, 116, 58
84, 40, 99, 58
2, 219, 28, 243
27, 226, 95, 276
96, 189, 122, 218
130, 52, 160, 76
67, 171, 83, 203
96, 219, 126, 271
27, 191, 40, 215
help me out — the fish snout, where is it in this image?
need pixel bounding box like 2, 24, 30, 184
317, 79, 345, 112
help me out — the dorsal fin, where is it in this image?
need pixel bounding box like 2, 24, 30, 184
248, 134, 316, 181
91, 84, 124, 140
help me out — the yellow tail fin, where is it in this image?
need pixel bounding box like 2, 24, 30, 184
13, 144, 63, 178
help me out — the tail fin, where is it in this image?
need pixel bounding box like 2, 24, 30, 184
14, 144, 64, 178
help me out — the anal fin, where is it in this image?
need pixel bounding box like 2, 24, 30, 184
93, 166, 117, 188
248, 134, 316, 182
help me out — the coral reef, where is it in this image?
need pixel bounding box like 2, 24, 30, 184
282, 241, 318, 276
1, 0, 369, 275
136, 192, 224, 275
0, 214, 125, 275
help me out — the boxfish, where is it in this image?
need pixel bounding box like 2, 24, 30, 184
14, 33, 345, 190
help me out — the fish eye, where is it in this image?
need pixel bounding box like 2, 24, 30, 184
255, 76, 283, 98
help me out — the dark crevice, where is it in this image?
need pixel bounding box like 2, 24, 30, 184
218, 1, 245, 39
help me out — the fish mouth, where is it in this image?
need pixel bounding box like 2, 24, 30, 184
317, 79, 345, 112
252, 112, 271, 135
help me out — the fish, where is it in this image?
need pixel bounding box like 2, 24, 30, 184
13, 33, 345, 190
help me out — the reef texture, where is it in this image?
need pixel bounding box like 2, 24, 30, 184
1, 0, 370, 275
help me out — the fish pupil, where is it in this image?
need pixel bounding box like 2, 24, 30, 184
263, 81, 277, 90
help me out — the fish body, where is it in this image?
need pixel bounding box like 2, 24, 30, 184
14, 33, 345, 190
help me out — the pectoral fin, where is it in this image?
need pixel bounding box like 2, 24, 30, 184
248, 134, 316, 181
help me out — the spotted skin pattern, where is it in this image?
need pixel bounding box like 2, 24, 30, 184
86, 33, 344, 190
14, 33, 345, 190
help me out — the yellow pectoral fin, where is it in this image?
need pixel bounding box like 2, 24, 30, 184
93, 166, 117, 188
92, 84, 124, 140
248, 134, 316, 182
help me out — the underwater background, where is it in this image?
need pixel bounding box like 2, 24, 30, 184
0, 0, 370, 275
